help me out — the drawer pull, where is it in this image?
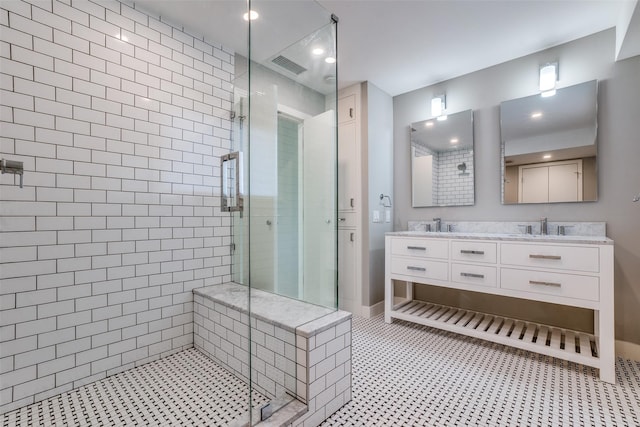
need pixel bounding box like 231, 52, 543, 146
407, 266, 426, 272
529, 280, 561, 287
529, 254, 562, 260
460, 272, 485, 279
407, 246, 426, 251
460, 250, 485, 255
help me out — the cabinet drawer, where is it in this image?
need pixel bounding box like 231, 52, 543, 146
501, 268, 599, 302
337, 212, 357, 228
391, 238, 449, 259
391, 256, 448, 281
451, 263, 497, 288
501, 243, 599, 273
451, 241, 497, 264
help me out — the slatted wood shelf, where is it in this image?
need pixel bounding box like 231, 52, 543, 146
391, 300, 599, 368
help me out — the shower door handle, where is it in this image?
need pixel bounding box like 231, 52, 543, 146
220, 151, 243, 212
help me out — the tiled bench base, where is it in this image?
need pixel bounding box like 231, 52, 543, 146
193, 283, 352, 427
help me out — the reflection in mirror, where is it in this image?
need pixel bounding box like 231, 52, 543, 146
411, 110, 474, 207
501, 80, 598, 204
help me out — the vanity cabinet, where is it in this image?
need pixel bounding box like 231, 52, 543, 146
385, 233, 615, 383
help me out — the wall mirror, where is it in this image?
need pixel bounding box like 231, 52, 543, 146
411, 109, 474, 207
500, 80, 598, 204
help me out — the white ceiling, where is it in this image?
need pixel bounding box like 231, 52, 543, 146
135, 0, 637, 97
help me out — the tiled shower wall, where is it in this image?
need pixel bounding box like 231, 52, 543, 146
0, 0, 232, 413
434, 148, 474, 205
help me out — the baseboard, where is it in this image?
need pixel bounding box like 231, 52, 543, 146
616, 339, 640, 362
360, 301, 384, 318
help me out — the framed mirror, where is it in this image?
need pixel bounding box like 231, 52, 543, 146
410, 109, 474, 207
500, 80, 598, 204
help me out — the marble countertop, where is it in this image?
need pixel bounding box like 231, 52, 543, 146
386, 231, 613, 245
194, 283, 348, 332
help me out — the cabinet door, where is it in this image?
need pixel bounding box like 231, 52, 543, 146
338, 121, 357, 211
338, 228, 358, 313
338, 94, 356, 124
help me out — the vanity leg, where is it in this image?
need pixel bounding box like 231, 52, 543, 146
598, 245, 616, 383
598, 308, 615, 383
384, 277, 393, 323
385, 238, 393, 323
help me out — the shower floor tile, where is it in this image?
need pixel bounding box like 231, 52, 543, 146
2, 348, 268, 427
3, 315, 640, 426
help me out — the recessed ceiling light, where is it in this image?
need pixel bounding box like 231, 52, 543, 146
243, 10, 259, 21
425, 121, 434, 128
325, 56, 336, 64
543, 154, 552, 159
531, 112, 543, 119
450, 138, 459, 144
312, 48, 325, 56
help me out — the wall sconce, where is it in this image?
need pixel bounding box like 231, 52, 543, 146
539, 62, 558, 97
431, 94, 446, 118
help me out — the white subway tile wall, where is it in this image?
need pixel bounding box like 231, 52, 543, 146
0, 0, 232, 414
434, 148, 474, 206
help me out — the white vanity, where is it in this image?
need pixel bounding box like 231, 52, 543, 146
384, 231, 615, 383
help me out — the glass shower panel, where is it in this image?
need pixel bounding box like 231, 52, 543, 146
247, 1, 338, 307
246, 0, 338, 423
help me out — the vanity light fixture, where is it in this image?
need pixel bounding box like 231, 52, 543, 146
431, 94, 446, 118
312, 48, 325, 56
325, 56, 336, 64
243, 10, 259, 21
539, 62, 558, 97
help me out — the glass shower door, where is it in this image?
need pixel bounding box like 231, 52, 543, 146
246, 0, 338, 423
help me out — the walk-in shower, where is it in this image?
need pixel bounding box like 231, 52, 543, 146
0, 0, 340, 425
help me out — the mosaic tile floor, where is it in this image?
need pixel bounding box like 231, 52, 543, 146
323, 315, 640, 426
3, 315, 640, 426
1, 348, 268, 427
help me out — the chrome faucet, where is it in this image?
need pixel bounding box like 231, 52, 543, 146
540, 217, 548, 235
433, 217, 442, 232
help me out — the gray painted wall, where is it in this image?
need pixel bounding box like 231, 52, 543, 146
364, 82, 393, 306
392, 29, 640, 345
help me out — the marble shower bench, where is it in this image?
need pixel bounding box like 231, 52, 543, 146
193, 283, 352, 427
